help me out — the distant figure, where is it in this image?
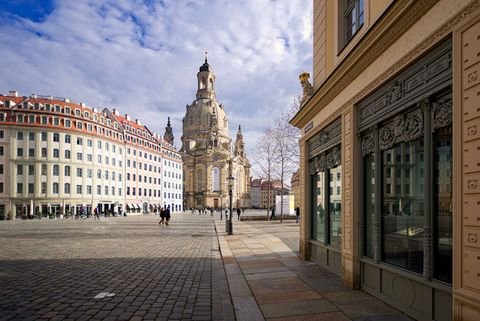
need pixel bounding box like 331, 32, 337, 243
210, 208, 214, 217
237, 207, 241, 221
270, 206, 276, 220
94, 208, 100, 220
295, 206, 300, 223
220, 209, 223, 221
165, 205, 171, 225
159, 207, 166, 225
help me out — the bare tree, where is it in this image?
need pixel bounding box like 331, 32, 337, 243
253, 127, 276, 220
272, 99, 301, 222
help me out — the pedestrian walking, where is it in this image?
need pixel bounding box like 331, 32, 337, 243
236, 207, 241, 221
210, 208, 214, 217
165, 205, 171, 225
295, 206, 300, 223
159, 207, 165, 225
270, 206, 276, 220
220, 209, 223, 221
94, 208, 100, 220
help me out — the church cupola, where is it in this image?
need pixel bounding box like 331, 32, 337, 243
163, 117, 174, 145
196, 52, 216, 100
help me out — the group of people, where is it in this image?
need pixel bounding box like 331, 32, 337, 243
158, 205, 171, 225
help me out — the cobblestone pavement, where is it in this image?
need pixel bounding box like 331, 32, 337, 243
0, 214, 234, 321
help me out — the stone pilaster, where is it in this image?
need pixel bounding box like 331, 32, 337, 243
453, 8, 480, 321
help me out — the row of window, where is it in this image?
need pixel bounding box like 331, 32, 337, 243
126, 173, 161, 185
2, 115, 124, 142
12, 182, 122, 196
14, 164, 122, 180
14, 147, 123, 166
126, 187, 162, 197
15, 131, 123, 153
126, 159, 161, 172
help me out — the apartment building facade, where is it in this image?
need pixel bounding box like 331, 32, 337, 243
290, 1, 480, 320
0, 91, 182, 219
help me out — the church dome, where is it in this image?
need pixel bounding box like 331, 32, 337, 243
199, 59, 210, 72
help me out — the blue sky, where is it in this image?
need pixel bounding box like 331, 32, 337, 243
0, 0, 312, 172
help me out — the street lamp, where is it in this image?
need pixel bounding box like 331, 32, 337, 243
226, 163, 235, 235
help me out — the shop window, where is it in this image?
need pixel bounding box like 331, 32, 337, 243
360, 93, 452, 283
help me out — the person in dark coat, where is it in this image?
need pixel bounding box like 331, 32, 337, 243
165, 205, 171, 225
236, 207, 241, 221
270, 206, 276, 220
159, 207, 165, 225
295, 206, 300, 223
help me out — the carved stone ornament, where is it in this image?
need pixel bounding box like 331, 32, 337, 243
361, 131, 375, 156
331, 146, 341, 168
318, 153, 326, 170
389, 81, 403, 103
433, 100, 452, 129
309, 161, 317, 175
403, 110, 424, 142
379, 124, 396, 150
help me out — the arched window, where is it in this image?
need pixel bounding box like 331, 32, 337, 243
64, 183, 70, 194
212, 167, 220, 191
209, 78, 214, 90
52, 183, 59, 194
64, 165, 70, 176
200, 77, 206, 89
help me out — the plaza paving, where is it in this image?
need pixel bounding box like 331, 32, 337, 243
0, 212, 414, 321
0, 214, 233, 321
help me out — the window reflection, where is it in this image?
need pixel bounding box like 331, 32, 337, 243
312, 173, 326, 242
434, 126, 452, 283
364, 154, 375, 258
382, 140, 424, 274
329, 165, 342, 248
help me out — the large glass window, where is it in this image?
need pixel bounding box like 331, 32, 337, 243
310, 145, 342, 248
312, 172, 326, 242
361, 94, 452, 283
364, 154, 375, 258
434, 125, 452, 283
382, 140, 424, 274
329, 165, 342, 248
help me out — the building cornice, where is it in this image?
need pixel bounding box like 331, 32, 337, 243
290, 0, 438, 128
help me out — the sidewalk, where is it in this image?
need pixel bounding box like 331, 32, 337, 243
215, 220, 414, 321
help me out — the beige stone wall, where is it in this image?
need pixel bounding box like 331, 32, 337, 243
453, 10, 480, 320
305, 0, 473, 138
313, 0, 327, 88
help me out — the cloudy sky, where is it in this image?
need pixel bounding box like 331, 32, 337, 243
0, 0, 312, 171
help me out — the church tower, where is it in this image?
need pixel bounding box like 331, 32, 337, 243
181, 56, 250, 210
163, 117, 174, 145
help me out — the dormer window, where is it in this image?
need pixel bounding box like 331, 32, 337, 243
41, 116, 48, 124
64, 107, 71, 114
93, 114, 98, 121
76, 121, 83, 130
100, 117, 104, 124
55, 105, 61, 112
107, 119, 111, 126
34, 103, 40, 110
85, 112, 90, 118
75, 109, 81, 116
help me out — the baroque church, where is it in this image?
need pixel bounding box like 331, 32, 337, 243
181, 57, 250, 210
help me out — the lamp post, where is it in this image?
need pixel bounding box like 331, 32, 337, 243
226, 161, 234, 235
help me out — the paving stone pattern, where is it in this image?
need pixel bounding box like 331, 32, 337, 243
0, 214, 234, 321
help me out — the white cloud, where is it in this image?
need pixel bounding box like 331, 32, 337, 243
0, 0, 312, 171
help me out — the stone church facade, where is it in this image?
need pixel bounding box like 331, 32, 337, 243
181, 58, 250, 210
